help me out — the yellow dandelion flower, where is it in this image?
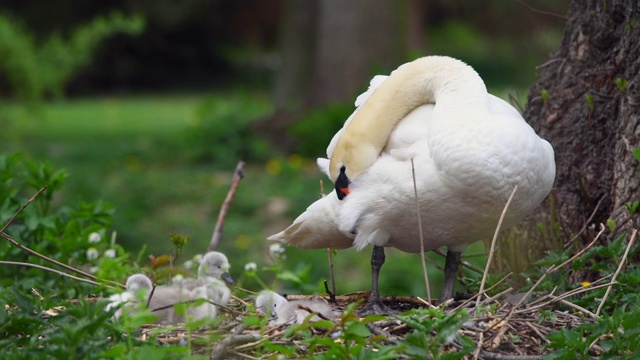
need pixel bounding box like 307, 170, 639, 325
287, 154, 304, 169
235, 234, 252, 249
265, 159, 281, 175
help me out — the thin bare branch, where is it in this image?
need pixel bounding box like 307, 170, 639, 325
0, 186, 48, 233
514, 0, 567, 20
596, 229, 637, 316
209, 161, 245, 251
411, 159, 432, 306
0, 260, 114, 288
477, 185, 518, 307
0, 188, 124, 289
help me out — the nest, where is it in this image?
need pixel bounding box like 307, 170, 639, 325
127, 288, 597, 359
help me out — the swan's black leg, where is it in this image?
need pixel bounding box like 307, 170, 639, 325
439, 249, 461, 303
357, 245, 394, 315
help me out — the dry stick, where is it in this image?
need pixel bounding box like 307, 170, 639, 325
485, 225, 606, 336
0, 232, 123, 288
514, 0, 568, 20
515, 282, 616, 316
320, 179, 337, 301
553, 297, 598, 320
0, 186, 48, 233
0, 260, 113, 288
0, 189, 124, 289
476, 185, 518, 308
472, 331, 484, 360
453, 274, 513, 312
208, 161, 245, 251
411, 159, 432, 306
595, 229, 638, 316
563, 195, 606, 249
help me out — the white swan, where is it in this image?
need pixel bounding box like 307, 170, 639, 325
106, 273, 153, 319
268, 56, 556, 314
255, 290, 336, 325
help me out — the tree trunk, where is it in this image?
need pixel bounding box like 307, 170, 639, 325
272, 0, 318, 112
308, 0, 407, 107
524, 0, 640, 246
259, 0, 419, 151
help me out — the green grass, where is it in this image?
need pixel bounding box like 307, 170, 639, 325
1, 92, 491, 298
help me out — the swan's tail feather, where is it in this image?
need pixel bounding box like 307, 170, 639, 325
267, 195, 352, 249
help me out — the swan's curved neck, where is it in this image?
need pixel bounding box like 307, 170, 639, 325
329, 56, 488, 182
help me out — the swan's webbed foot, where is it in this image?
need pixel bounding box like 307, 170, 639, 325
357, 245, 397, 316
357, 298, 397, 317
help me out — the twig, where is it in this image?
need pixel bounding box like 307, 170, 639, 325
514, 0, 567, 20
147, 284, 157, 308
477, 186, 518, 307
514, 282, 615, 315
208, 161, 245, 251
0, 189, 124, 289
320, 179, 337, 301
0, 260, 113, 288
563, 195, 606, 249
595, 229, 637, 316
411, 159, 432, 306
479, 350, 544, 359
554, 297, 598, 320
453, 274, 512, 312
0, 186, 48, 233
0, 232, 112, 284
486, 225, 606, 336
297, 304, 331, 321
472, 331, 484, 360
211, 324, 260, 360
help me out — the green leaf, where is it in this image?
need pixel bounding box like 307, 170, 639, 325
345, 321, 371, 338
633, 148, 640, 163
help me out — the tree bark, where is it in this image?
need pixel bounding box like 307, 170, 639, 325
524, 0, 640, 246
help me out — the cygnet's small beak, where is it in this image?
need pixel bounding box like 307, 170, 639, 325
222, 272, 234, 285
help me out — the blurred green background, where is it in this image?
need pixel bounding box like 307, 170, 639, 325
0, 0, 567, 297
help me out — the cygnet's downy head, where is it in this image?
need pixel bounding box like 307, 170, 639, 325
255, 290, 288, 321
125, 273, 153, 295
198, 251, 234, 285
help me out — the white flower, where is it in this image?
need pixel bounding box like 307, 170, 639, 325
172, 274, 184, 283
183, 260, 194, 270
269, 243, 286, 260
193, 254, 203, 264
244, 262, 257, 272
88, 232, 102, 243
90, 266, 99, 274
104, 249, 116, 258
86, 248, 99, 261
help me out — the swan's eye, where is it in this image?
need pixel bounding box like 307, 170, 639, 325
335, 165, 351, 200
